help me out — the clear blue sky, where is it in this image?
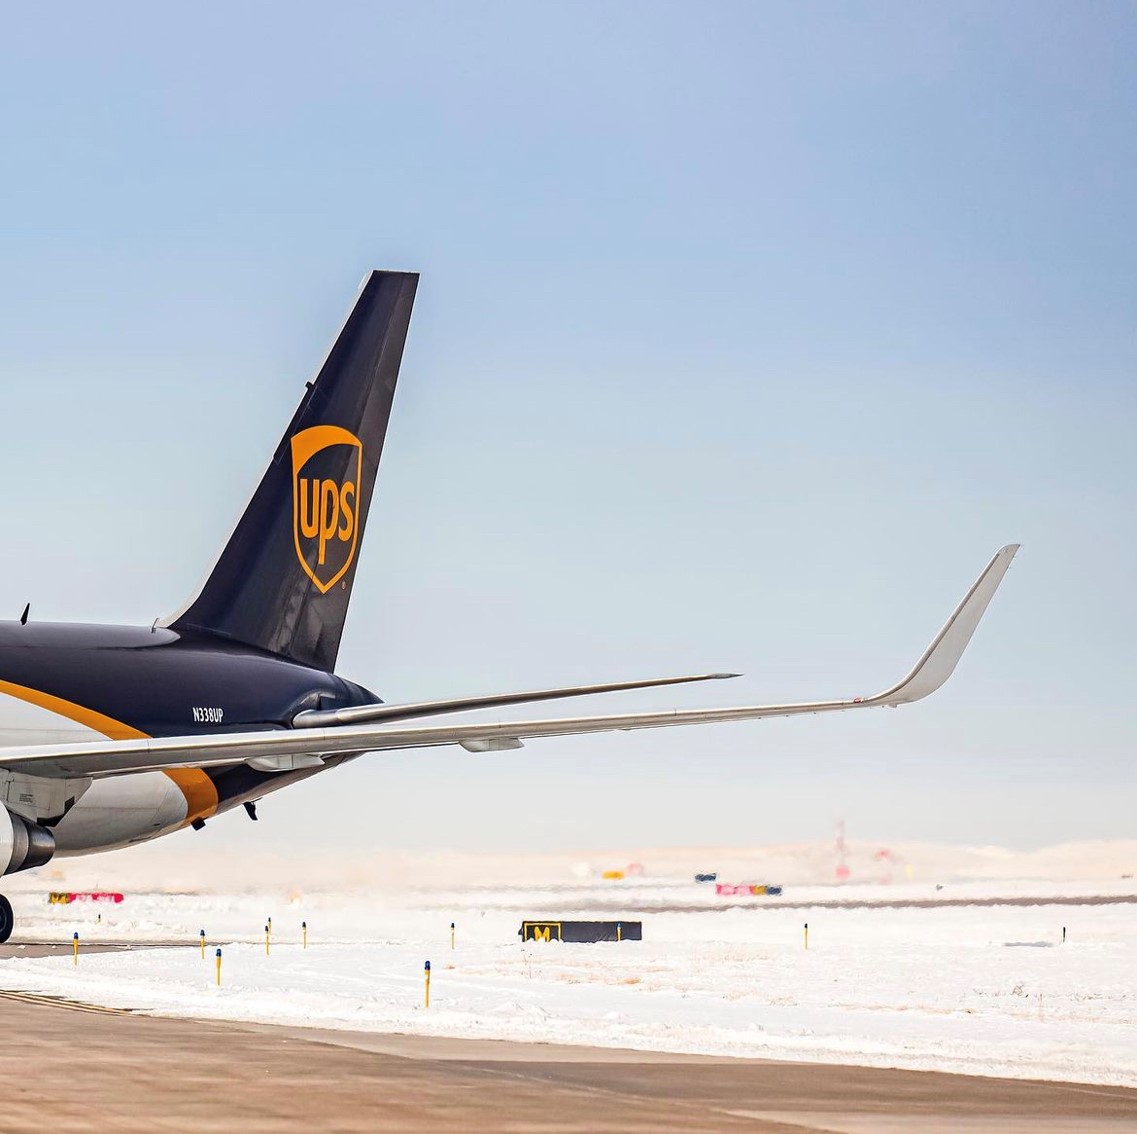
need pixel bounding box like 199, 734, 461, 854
0, 3, 1134, 853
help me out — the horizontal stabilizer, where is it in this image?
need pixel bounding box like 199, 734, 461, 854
291, 672, 740, 727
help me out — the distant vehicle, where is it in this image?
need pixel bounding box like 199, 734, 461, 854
694, 873, 718, 884
48, 891, 123, 905
0, 271, 1018, 943
715, 883, 783, 897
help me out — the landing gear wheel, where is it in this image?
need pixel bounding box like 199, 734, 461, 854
0, 895, 12, 944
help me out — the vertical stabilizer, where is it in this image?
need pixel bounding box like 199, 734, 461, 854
165, 271, 418, 671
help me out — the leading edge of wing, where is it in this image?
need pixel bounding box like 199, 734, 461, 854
0, 545, 1018, 779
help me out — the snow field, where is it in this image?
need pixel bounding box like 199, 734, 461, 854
1, 883, 1133, 1086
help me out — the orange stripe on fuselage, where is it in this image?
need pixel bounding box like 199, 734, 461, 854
0, 678, 219, 825
162, 767, 220, 825
0, 679, 148, 740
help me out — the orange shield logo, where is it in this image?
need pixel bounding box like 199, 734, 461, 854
291, 425, 364, 594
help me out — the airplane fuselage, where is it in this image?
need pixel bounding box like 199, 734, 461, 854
0, 622, 377, 854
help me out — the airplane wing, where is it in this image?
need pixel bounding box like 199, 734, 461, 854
0, 545, 1018, 780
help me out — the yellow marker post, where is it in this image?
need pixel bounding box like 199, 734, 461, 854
215, 947, 222, 987
302, 920, 308, 949
804, 922, 809, 951
267, 916, 272, 940
424, 960, 431, 1008
199, 929, 206, 960
72, 932, 79, 966
616, 922, 623, 943
450, 922, 455, 950
264, 925, 271, 956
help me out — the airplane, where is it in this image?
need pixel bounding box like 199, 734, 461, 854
0, 271, 1018, 941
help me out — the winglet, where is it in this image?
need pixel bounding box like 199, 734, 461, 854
869, 544, 1019, 706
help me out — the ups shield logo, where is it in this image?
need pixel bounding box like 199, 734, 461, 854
291, 425, 364, 594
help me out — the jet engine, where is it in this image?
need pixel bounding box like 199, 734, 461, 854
0, 807, 56, 875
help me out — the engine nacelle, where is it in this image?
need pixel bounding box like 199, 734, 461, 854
0, 808, 56, 875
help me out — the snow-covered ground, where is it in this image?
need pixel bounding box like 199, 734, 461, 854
1, 874, 1134, 1087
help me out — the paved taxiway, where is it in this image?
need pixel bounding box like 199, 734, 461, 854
0, 979, 1134, 1133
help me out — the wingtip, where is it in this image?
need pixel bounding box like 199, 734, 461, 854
872, 541, 1019, 707
993, 543, 1021, 570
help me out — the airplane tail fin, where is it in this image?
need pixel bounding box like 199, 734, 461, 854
164, 270, 418, 671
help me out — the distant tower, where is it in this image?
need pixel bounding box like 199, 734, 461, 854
835, 819, 851, 882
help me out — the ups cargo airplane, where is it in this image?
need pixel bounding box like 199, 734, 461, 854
0, 271, 1018, 940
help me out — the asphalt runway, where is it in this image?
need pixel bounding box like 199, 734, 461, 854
0, 987, 1133, 1133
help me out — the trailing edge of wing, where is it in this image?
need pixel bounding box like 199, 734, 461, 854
0, 545, 1018, 780
291, 672, 741, 728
